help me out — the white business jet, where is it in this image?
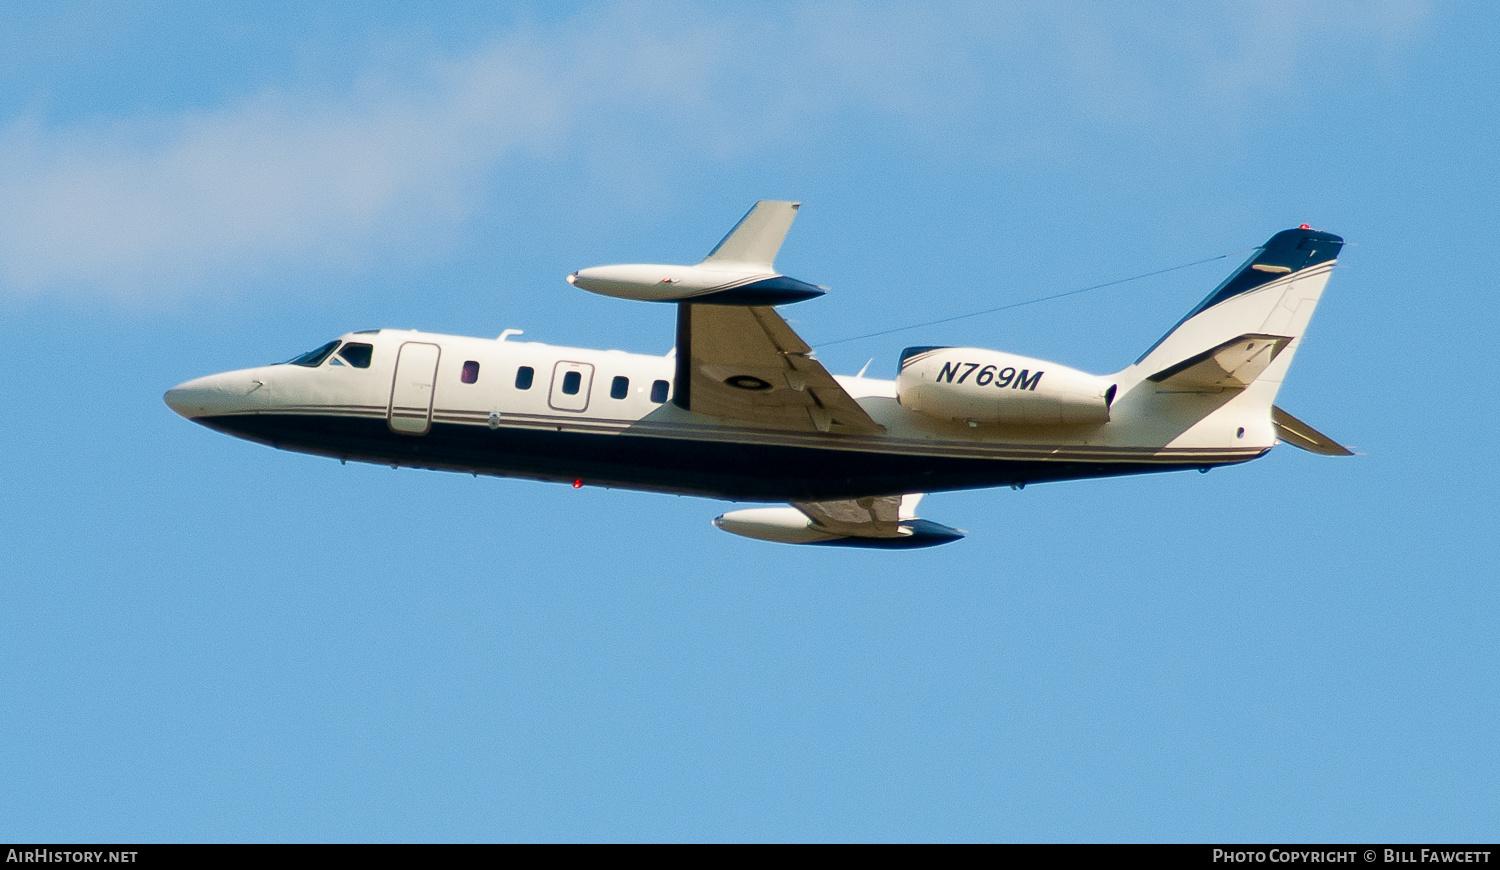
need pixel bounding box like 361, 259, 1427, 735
165, 202, 1350, 548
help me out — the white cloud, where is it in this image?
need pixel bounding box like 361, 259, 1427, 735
0, 1, 1430, 302
0, 46, 567, 298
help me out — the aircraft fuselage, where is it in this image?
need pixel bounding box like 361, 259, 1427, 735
166, 327, 1263, 503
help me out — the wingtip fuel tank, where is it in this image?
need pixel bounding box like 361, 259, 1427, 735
567, 264, 826, 305
713, 507, 966, 549
566, 200, 825, 306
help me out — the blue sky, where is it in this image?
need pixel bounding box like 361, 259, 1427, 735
2, 1, 1496, 842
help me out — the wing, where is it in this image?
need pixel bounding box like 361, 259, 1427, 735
673, 303, 885, 435
761, 493, 963, 547
792, 495, 902, 537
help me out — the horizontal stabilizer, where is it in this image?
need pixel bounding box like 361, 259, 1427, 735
1272, 406, 1354, 456
1147, 333, 1291, 392
701, 201, 800, 268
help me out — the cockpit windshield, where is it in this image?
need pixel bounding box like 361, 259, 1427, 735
283, 340, 341, 367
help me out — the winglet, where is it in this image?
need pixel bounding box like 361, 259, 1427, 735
701, 201, 801, 268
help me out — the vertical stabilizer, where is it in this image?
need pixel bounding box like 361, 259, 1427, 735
1127, 227, 1343, 404
1111, 227, 1345, 452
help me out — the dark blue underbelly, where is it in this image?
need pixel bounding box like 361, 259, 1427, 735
196, 413, 1213, 502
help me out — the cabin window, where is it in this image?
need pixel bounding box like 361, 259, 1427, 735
610, 376, 629, 399
515, 366, 534, 390
284, 340, 340, 367
561, 371, 582, 395
461, 360, 480, 384
651, 379, 669, 403
337, 343, 373, 369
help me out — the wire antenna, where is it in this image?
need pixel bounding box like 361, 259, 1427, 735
813, 250, 1249, 348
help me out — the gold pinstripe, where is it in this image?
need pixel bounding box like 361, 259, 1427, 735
225, 403, 1266, 466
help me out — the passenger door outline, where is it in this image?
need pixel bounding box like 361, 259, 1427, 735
389, 342, 441, 434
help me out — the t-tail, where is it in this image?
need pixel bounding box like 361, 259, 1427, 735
1112, 226, 1353, 455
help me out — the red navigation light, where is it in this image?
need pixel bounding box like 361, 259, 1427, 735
573, 479, 583, 488
1299, 224, 1311, 230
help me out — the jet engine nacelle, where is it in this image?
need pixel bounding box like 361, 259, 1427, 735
897, 346, 1115, 425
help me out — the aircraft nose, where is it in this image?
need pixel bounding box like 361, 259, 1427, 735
164, 376, 219, 419
164, 373, 267, 419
